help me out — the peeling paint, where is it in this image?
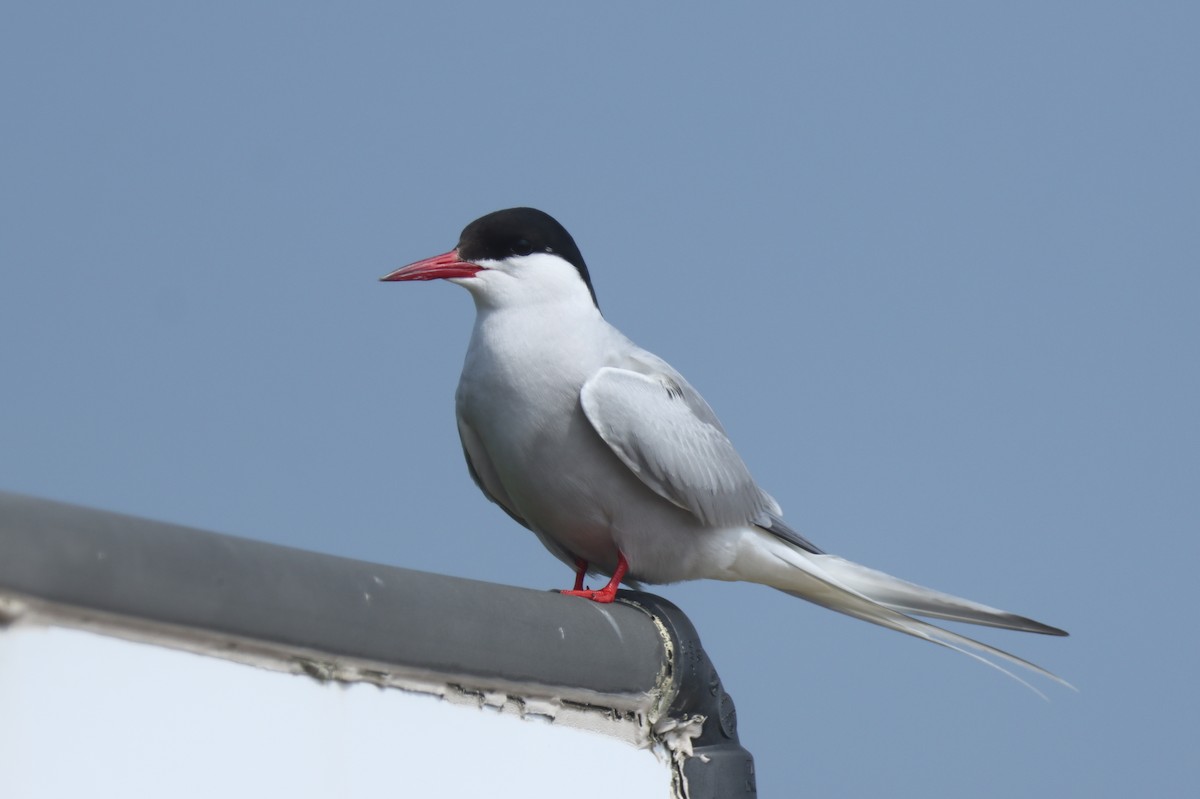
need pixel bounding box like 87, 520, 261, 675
0, 594, 27, 626
0, 590, 673, 772
2, 587, 717, 798
615, 595, 713, 799
1, 624, 672, 797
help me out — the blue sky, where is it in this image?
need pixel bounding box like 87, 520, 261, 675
2, 3, 1197, 796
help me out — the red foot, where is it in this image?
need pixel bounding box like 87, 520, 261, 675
572, 557, 588, 591
561, 552, 629, 604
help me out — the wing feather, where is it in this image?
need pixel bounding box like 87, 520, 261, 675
580, 366, 777, 527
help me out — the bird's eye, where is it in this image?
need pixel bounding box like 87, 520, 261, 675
511, 239, 534, 257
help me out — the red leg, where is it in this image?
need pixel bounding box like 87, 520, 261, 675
572, 557, 588, 592
561, 552, 629, 604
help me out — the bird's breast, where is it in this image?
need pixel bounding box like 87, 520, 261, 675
454, 313, 630, 550
458, 309, 607, 419
452, 309, 719, 582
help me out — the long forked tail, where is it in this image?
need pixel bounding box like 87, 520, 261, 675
812, 553, 1069, 636
732, 532, 1072, 696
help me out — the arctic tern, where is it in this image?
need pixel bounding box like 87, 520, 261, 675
382, 207, 1068, 689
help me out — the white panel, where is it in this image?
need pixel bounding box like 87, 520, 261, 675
0, 626, 670, 799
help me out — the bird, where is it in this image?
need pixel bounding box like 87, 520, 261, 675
381, 207, 1069, 691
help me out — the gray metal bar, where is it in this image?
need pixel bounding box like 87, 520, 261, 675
0, 490, 755, 798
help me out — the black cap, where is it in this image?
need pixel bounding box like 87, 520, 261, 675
457, 207, 598, 308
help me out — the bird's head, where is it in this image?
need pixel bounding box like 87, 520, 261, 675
382, 207, 599, 311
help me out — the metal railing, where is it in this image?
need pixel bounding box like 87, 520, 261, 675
0, 491, 755, 798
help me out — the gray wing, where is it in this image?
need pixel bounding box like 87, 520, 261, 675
580, 365, 781, 528
611, 353, 823, 552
